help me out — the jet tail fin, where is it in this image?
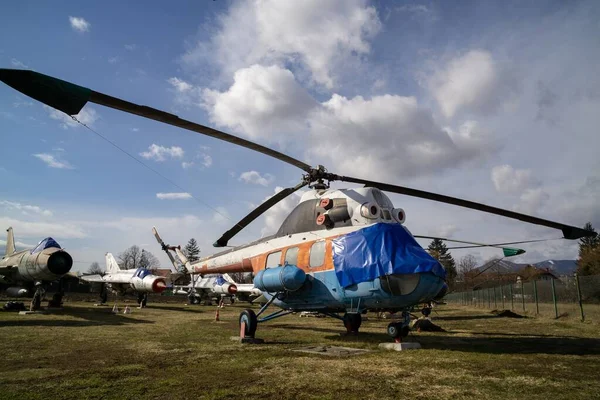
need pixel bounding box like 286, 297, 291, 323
105, 253, 121, 273
5, 227, 15, 256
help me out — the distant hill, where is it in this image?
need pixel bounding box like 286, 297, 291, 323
532, 260, 577, 276
475, 259, 577, 276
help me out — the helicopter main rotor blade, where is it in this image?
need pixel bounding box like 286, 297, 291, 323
446, 237, 561, 250
339, 175, 594, 240
213, 181, 308, 247
0, 69, 313, 173
413, 235, 525, 257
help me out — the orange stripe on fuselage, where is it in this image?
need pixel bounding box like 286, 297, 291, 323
194, 234, 342, 275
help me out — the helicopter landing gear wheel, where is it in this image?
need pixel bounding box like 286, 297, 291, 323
239, 309, 258, 338
343, 312, 362, 334
387, 322, 409, 340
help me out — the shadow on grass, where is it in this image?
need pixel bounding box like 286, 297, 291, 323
268, 323, 343, 335
433, 315, 512, 321
147, 305, 204, 313
0, 317, 153, 327
416, 334, 600, 355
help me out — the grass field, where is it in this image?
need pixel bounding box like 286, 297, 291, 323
1, 300, 599, 400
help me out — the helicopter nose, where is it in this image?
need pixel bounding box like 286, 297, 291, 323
47, 251, 73, 275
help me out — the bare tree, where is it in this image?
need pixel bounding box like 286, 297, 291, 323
87, 261, 103, 275
459, 254, 478, 275
118, 245, 160, 269
229, 272, 253, 284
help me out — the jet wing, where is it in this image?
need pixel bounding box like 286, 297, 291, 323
78, 274, 105, 283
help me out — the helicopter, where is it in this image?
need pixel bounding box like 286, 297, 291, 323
0, 68, 595, 340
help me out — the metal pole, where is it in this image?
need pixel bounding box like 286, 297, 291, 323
521, 280, 525, 312
500, 284, 505, 309
575, 273, 585, 322
509, 283, 514, 310
493, 286, 497, 309
551, 278, 558, 319
533, 280, 539, 315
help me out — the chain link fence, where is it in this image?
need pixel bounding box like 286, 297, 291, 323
445, 274, 600, 322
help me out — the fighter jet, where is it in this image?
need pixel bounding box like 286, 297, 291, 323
173, 273, 262, 305
0, 227, 73, 310
79, 252, 167, 307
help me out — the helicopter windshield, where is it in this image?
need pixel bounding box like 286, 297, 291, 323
30, 237, 62, 254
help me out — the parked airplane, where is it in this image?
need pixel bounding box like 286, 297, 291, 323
173, 273, 262, 305
153, 228, 261, 305
0, 227, 73, 310
79, 253, 167, 307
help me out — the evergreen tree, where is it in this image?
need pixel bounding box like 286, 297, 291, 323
427, 238, 457, 287
184, 238, 201, 262
577, 222, 600, 276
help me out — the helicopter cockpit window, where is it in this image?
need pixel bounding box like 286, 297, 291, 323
284, 247, 299, 266
266, 251, 282, 269
309, 241, 326, 268
30, 237, 62, 254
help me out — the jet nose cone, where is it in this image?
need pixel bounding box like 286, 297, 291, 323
47, 251, 73, 275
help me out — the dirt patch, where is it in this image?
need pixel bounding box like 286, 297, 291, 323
412, 318, 446, 332
490, 309, 525, 318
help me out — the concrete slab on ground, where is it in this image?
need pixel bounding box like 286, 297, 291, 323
378, 342, 421, 351
293, 346, 371, 357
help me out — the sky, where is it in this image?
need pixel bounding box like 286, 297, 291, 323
1, 0, 599, 273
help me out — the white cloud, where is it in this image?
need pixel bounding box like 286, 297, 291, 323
44, 105, 99, 129
182, 0, 381, 88
33, 153, 74, 169
427, 50, 515, 118
69, 16, 91, 33
239, 171, 275, 186
491, 165, 536, 194
212, 207, 231, 224
167, 77, 193, 92
181, 161, 194, 169
517, 188, 550, 215
156, 192, 192, 200
202, 65, 316, 140
10, 58, 28, 69
201, 66, 497, 180
308, 94, 496, 179
124, 44, 136, 51
139, 144, 184, 161
199, 153, 212, 168
0, 200, 53, 217
0, 217, 87, 239
261, 186, 303, 236
0, 239, 34, 249
108, 57, 119, 64
432, 224, 459, 238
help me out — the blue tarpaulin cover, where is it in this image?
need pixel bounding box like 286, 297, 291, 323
332, 223, 446, 288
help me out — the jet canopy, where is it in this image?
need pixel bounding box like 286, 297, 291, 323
31, 237, 62, 254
